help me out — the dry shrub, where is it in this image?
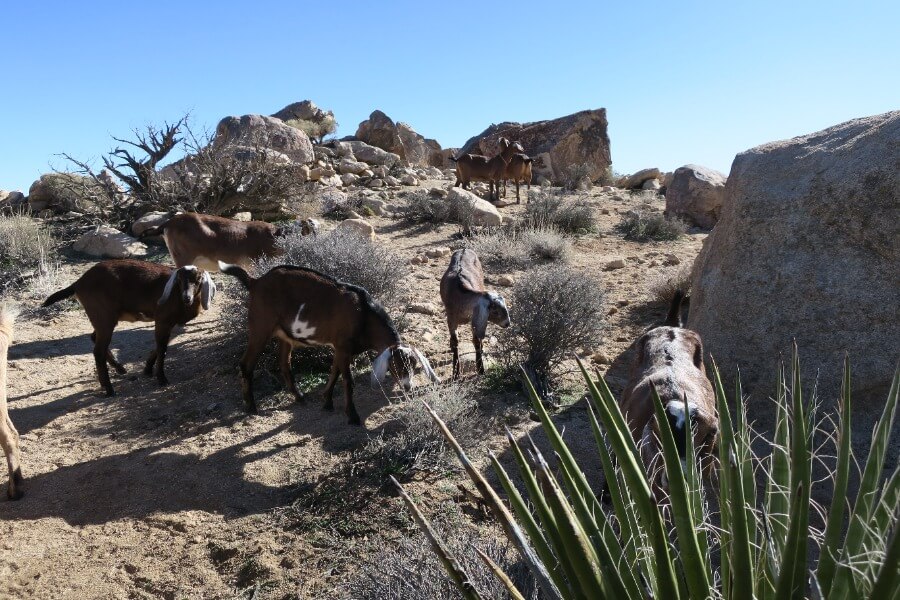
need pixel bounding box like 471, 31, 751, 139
525, 190, 596, 233
320, 189, 365, 219
499, 265, 605, 378
257, 228, 408, 312
359, 381, 480, 477
343, 508, 539, 600
0, 212, 58, 293
401, 190, 477, 231
616, 208, 686, 241
564, 161, 593, 191
465, 226, 570, 270
647, 262, 693, 304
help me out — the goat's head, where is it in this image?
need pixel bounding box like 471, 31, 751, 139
371, 344, 440, 391
473, 292, 511, 338
159, 266, 216, 310
641, 392, 719, 487
498, 137, 511, 150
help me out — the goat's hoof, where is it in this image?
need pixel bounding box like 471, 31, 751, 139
7, 488, 24, 501
143, 366, 153, 377
347, 415, 362, 426
245, 404, 259, 415
104, 388, 116, 397
115, 365, 127, 375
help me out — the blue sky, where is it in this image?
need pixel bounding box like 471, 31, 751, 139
1, 1, 897, 192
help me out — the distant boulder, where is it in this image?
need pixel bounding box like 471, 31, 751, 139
355, 110, 445, 167
665, 164, 727, 228
621, 168, 661, 190
342, 140, 401, 167
214, 114, 314, 164
73, 226, 148, 259
0, 190, 26, 210
27, 173, 107, 214
271, 100, 337, 143
458, 109, 611, 184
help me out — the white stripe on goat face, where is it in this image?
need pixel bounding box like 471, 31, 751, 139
667, 400, 689, 429
290, 304, 317, 340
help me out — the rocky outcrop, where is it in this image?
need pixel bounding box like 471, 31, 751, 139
447, 188, 503, 226
73, 226, 148, 258
665, 165, 727, 228
354, 110, 444, 167
0, 190, 26, 209
214, 115, 314, 164
27, 173, 106, 214
342, 141, 401, 167
271, 100, 332, 124
336, 217, 376, 241
458, 109, 611, 183
689, 112, 900, 411
621, 168, 661, 190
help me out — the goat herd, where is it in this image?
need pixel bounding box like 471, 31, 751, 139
1, 193, 718, 504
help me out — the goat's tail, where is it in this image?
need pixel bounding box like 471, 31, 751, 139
43, 284, 77, 307
218, 262, 254, 289
665, 289, 685, 327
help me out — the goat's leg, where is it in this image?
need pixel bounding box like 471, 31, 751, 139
0, 414, 23, 500
322, 361, 340, 411
91, 328, 116, 396
449, 324, 460, 380
278, 340, 303, 402
502, 179, 507, 199
152, 323, 172, 386
239, 333, 269, 415
92, 332, 126, 374
338, 355, 360, 425
473, 334, 485, 375
516, 180, 521, 204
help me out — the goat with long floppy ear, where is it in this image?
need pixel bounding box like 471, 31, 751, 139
409, 346, 440, 383
371, 348, 392, 387
200, 271, 216, 309
158, 269, 180, 305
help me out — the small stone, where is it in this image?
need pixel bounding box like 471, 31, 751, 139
600, 208, 610, 215
232, 211, 252, 222
608, 307, 619, 315
591, 351, 610, 364
408, 302, 439, 316
663, 253, 681, 266
604, 259, 626, 270
497, 274, 515, 286
617, 300, 629, 307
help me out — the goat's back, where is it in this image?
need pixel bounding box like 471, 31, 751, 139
441, 249, 486, 299
163, 213, 280, 270
71, 260, 174, 320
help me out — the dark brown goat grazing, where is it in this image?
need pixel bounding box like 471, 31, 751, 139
502, 153, 534, 203
451, 138, 524, 201
219, 262, 438, 424
619, 291, 718, 496
140, 212, 319, 271
440, 249, 511, 379
42, 260, 216, 396
0, 305, 24, 500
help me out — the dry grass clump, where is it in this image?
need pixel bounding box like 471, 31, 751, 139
0, 211, 62, 296
498, 264, 605, 378
647, 262, 693, 304
563, 161, 593, 191
525, 190, 596, 233
359, 381, 480, 477
400, 190, 477, 231
343, 508, 539, 599
465, 226, 570, 270
257, 227, 408, 311
616, 208, 687, 241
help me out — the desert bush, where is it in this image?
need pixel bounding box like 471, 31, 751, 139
401, 352, 900, 600
344, 507, 539, 600
256, 228, 408, 311
359, 381, 481, 477
284, 115, 337, 144
498, 265, 604, 379
320, 189, 365, 219
465, 226, 570, 270
564, 162, 593, 191
525, 191, 596, 233
616, 208, 686, 241
401, 190, 477, 232
0, 212, 58, 293
647, 262, 693, 303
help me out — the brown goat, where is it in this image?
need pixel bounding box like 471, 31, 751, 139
502, 153, 534, 203
42, 260, 216, 396
141, 212, 319, 271
619, 291, 718, 496
440, 249, 510, 379
0, 305, 24, 500
220, 262, 438, 424
451, 137, 524, 201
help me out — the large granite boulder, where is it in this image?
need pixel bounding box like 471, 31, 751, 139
354, 110, 444, 167
665, 164, 727, 228
342, 140, 401, 167
73, 226, 148, 258
214, 114, 314, 164
689, 112, 900, 416
271, 100, 337, 142
27, 173, 106, 214
447, 188, 503, 226
458, 109, 611, 184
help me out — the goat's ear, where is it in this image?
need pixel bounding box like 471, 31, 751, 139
693, 339, 704, 369
636, 334, 649, 364
472, 297, 489, 338
158, 269, 179, 305
371, 348, 391, 387
411, 346, 440, 383
200, 271, 216, 310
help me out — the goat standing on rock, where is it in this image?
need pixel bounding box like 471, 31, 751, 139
219, 262, 438, 424
0, 305, 24, 500
619, 290, 718, 497
440, 249, 511, 379
42, 260, 216, 396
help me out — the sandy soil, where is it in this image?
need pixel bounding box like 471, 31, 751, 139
0, 184, 706, 598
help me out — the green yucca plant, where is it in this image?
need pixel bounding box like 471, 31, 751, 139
394, 348, 899, 599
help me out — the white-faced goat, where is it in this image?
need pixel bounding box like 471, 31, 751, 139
0, 305, 24, 500
440, 249, 511, 379
140, 212, 319, 272
502, 153, 534, 203
219, 262, 438, 424
619, 290, 718, 496
451, 137, 524, 201
42, 260, 216, 396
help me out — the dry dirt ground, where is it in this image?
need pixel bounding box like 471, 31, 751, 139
0, 184, 706, 599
